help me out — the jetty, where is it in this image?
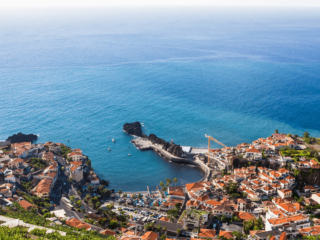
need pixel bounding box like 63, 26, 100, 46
132, 138, 211, 182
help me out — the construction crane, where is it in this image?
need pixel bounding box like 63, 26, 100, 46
205, 134, 228, 163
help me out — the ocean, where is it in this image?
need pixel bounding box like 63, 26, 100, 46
0, 6, 320, 191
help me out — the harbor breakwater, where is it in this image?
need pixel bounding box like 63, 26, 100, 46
124, 122, 210, 182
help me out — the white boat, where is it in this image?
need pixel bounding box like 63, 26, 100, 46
112, 139, 115, 142
108, 148, 111, 151
128, 153, 131, 156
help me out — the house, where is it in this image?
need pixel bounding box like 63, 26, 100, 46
266, 214, 310, 231
233, 211, 256, 221
161, 197, 184, 211
5, 174, 19, 184
299, 225, 320, 237
18, 199, 38, 212
218, 231, 234, 239
35, 178, 52, 198
42, 152, 55, 162
141, 231, 158, 240
304, 185, 317, 194
245, 146, 262, 160
8, 158, 24, 169
212, 205, 233, 218
278, 189, 292, 199
67, 152, 83, 161
100, 229, 116, 236
66, 218, 91, 230
89, 177, 100, 185
311, 193, 320, 204
70, 166, 84, 182
49, 143, 61, 152
272, 134, 287, 143
198, 229, 216, 239
0, 183, 15, 198
168, 186, 185, 199
254, 230, 282, 240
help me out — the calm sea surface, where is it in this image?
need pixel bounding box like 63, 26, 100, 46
0, 7, 320, 191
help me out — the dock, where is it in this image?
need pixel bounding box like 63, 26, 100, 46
131, 138, 153, 151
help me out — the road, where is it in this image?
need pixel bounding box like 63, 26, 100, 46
50, 154, 97, 222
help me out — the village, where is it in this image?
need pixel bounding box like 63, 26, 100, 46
0, 131, 320, 240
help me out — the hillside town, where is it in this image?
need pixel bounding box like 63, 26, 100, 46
0, 131, 320, 240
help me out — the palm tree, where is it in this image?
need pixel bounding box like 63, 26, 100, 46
118, 190, 122, 194
88, 185, 93, 194
173, 178, 178, 186
167, 178, 172, 186
160, 181, 164, 187
70, 195, 75, 202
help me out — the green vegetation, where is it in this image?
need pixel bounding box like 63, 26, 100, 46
280, 148, 314, 160
29, 157, 47, 169
224, 182, 238, 194
61, 145, 72, 158
243, 217, 264, 234
0, 205, 111, 239
21, 181, 32, 191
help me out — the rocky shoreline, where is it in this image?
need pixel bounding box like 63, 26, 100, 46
6, 132, 38, 143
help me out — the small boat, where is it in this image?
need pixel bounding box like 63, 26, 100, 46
108, 148, 111, 151
112, 139, 116, 142
108, 137, 110, 139
128, 153, 131, 156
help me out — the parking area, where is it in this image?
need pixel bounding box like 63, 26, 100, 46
111, 205, 167, 221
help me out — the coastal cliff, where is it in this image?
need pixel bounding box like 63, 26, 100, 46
6, 132, 38, 143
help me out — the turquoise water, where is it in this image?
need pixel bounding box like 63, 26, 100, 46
1, 7, 320, 191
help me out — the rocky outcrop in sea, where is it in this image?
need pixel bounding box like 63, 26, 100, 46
124, 122, 183, 157
6, 132, 38, 143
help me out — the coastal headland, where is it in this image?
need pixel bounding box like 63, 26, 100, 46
123, 122, 211, 182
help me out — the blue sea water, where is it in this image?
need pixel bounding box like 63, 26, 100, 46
0, 7, 320, 191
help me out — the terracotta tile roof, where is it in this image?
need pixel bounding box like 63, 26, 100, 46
198, 229, 216, 238
219, 231, 234, 239
205, 200, 222, 206
268, 214, 308, 225
160, 217, 170, 222
246, 146, 261, 153
279, 232, 287, 240
101, 229, 116, 236
66, 218, 91, 230
71, 161, 82, 167
141, 231, 158, 240
18, 200, 37, 210
36, 178, 52, 194
186, 182, 210, 192
234, 211, 256, 220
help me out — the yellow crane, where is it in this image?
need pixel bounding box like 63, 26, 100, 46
205, 134, 228, 163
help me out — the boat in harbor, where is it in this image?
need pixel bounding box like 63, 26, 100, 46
128, 153, 131, 156
108, 148, 111, 151
112, 139, 115, 142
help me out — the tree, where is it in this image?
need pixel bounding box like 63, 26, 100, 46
160, 181, 164, 187
275, 129, 278, 133
157, 225, 162, 232
109, 220, 118, 229
88, 185, 93, 193
304, 131, 310, 139
173, 177, 178, 186
162, 186, 167, 191
138, 193, 142, 199
175, 202, 182, 210
161, 234, 167, 240
163, 226, 167, 232
176, 228, 181, 236
68, 177, 73, 182
232, 231, 243, 240
76, 200, 82, 207
167, 178, 172, 186
70, 195, 75, 202
123, 193, 127, 198
118, 190, 122, 194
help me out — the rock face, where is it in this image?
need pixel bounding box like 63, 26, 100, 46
123, 122, 147, 137
148, 134, 183, 157
6, 132, 38, 144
